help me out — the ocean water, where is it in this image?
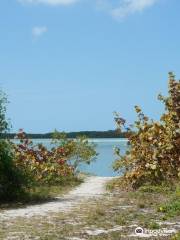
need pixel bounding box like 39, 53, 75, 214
14, 138, 128, 177
80, 139, 128, 177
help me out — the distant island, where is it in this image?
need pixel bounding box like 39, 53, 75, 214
1, 130, 127, 139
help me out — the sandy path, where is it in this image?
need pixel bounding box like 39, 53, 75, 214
0, 176, 113, 220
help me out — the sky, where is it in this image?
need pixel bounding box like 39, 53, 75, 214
1, 0, 180, 133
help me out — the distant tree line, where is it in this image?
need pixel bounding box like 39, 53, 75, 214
1, 130, 128, 139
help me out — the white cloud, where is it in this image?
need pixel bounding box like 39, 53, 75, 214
112, 0, 158, 19
18, 0, 79, 6
32, 26, 48, 38
96, 0, 159, 20
18, 0, 160, 20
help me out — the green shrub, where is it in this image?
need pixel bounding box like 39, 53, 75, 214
0, 140, 29, 201
0, 91, 31, 201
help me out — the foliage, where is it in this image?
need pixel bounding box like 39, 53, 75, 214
0, 140, 29, 201
158, 199, 180, 218
52, 131, 97, 170
113, 72, 180, 188
158, 185, 180, 218
14, 130, 97, 185
0, 91, 28, 201
0, 89, 96, 201
138, 184, 172, 194
0, 91, 9, 134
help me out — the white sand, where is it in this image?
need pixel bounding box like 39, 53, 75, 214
0, 176, 113, 220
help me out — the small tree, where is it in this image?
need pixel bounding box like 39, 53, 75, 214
113, 73, 180, 188
52, 131, 97, 172
0, 91, 9, 135
0, 91, 30, 201
0, 140, 29, 201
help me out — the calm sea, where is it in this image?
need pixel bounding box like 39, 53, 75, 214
14, 138, 128, 177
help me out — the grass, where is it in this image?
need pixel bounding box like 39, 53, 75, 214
145, 221, 160, 230
157, 185, 180, 219
171, 232, 180, 240
158, 199, 180, 218
114, 214, 127, 225
0, 176, 83, 210
0, 178, 180, 239
139, 184, 173, 194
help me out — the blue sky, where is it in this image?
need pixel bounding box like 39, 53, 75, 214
1, 0, 180, 133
